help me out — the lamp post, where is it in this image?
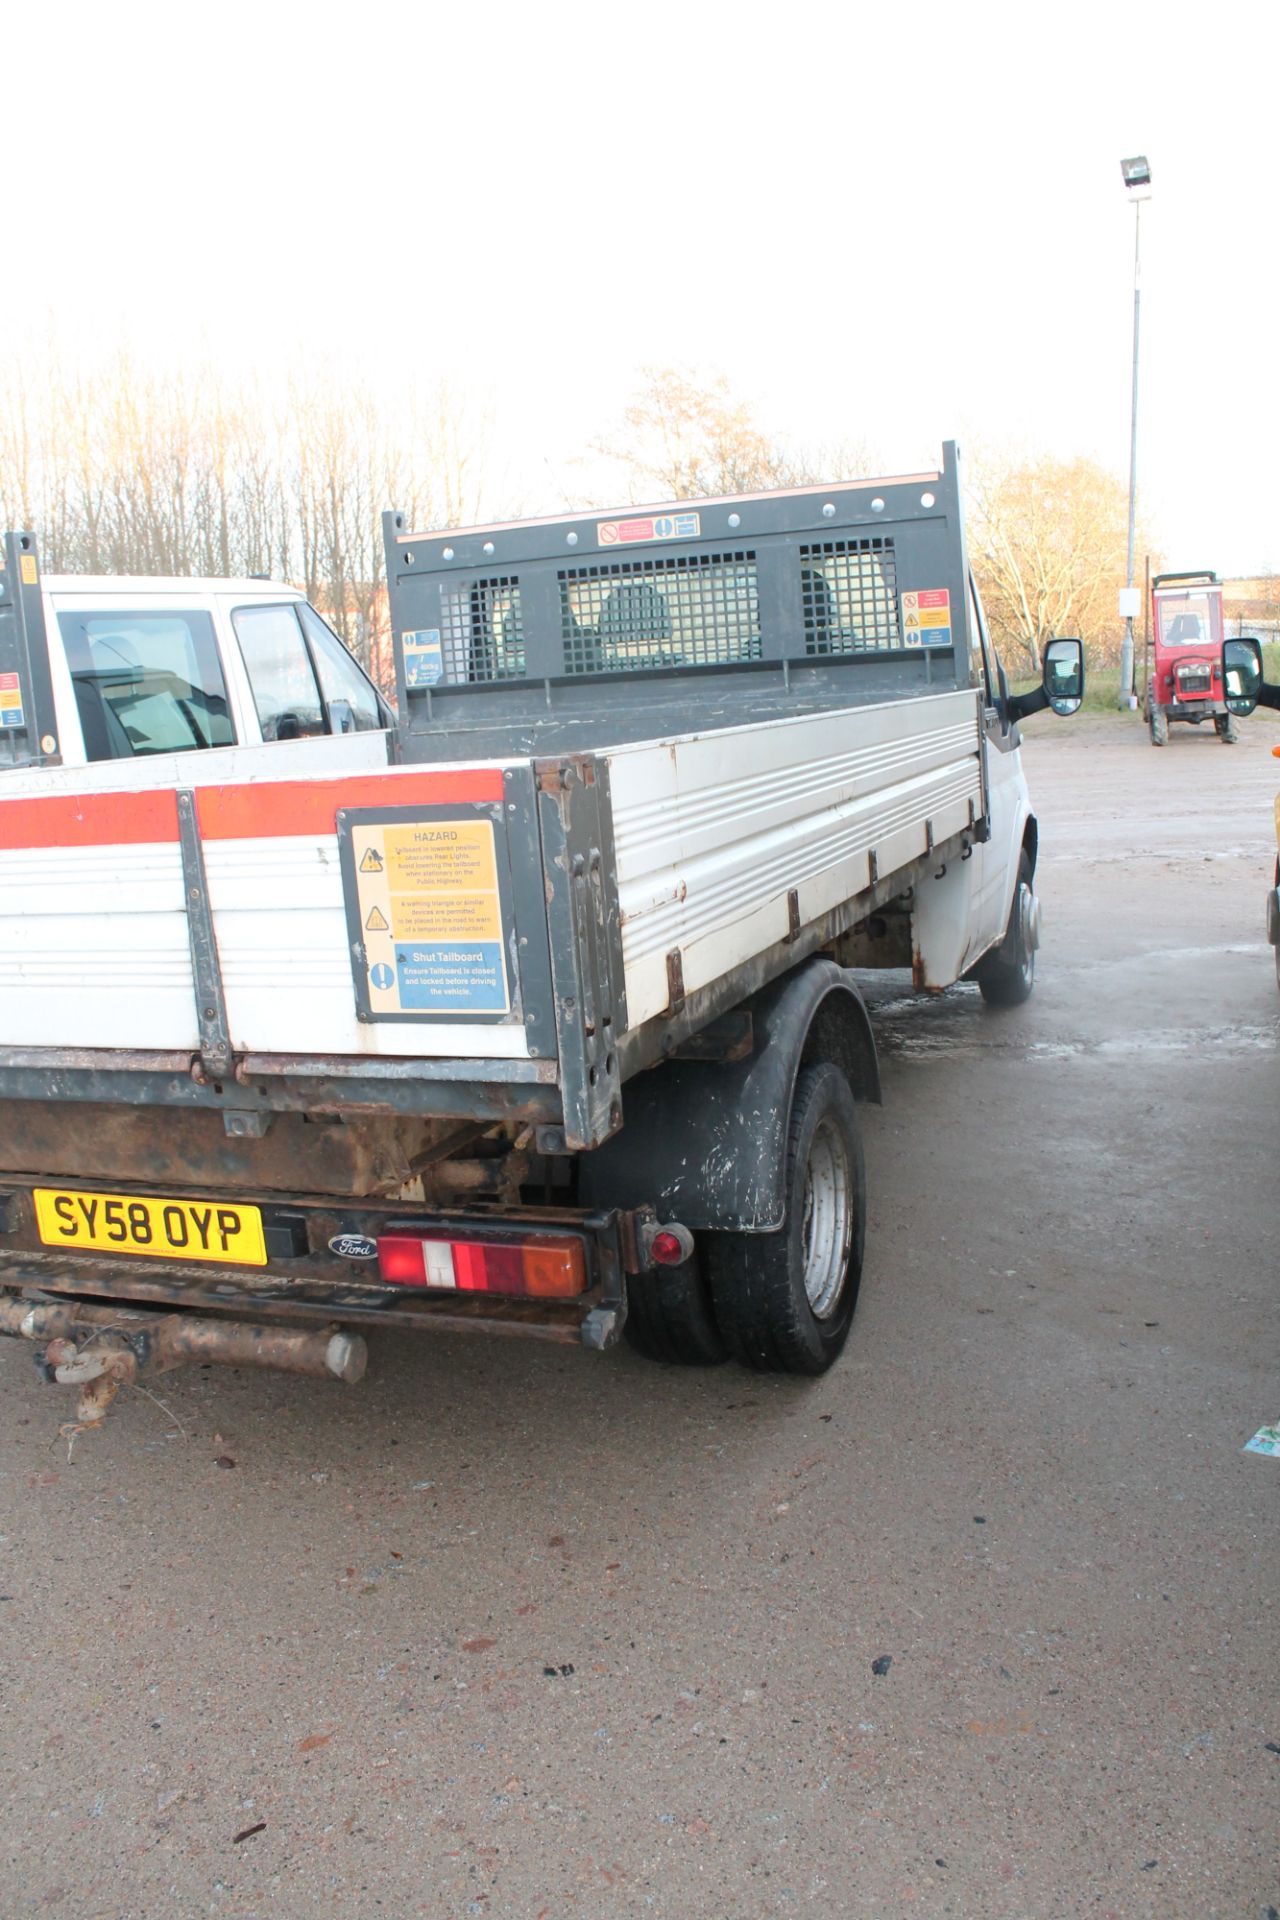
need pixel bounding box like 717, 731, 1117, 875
1118, 154, 1151, 710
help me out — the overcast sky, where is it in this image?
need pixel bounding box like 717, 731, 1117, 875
6, 0, 1277, 574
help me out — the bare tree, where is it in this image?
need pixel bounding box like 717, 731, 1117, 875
966, 451, 1159, 670
598, 367, 880, 503
602, 366, 792, 499
0, 353, 496, 689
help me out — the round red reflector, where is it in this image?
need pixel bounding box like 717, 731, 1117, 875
650, 1230, 686, 1267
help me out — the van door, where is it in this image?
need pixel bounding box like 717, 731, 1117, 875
967, 576, 1027, 956
232, 602, 390, 742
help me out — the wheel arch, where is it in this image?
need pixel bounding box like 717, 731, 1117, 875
1021, 812, 1039, 878
578, 959, 879, 1233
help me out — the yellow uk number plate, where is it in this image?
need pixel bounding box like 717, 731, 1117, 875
34, 1188, 268, 1266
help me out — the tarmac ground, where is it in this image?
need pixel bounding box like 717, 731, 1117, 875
0, 711, 1277, 1919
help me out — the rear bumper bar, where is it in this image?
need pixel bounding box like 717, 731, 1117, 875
0, 1195, 630, 1352
0, 1293, 368, 1425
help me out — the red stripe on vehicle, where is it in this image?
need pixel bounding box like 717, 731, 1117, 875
196, 769, 506, 839
0, 789, 179, 850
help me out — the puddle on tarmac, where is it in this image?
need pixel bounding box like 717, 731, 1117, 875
1028, 1027, 1277, 1061
1048, 844, 1272, 866
866, 981, 1278, 1063
1071, 942, 1271, 972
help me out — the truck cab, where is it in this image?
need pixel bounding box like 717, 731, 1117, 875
2, 539, 394, 771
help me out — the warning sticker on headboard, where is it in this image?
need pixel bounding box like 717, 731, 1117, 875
901, 588, 952, 649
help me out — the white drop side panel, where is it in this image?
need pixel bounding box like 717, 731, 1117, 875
607, 690, 983, 1026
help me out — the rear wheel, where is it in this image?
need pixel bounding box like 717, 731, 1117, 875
704, 1063, 865, 1376
975, 851, 1036, 1007
1215, 713, 1239, 744
1149, 703, 1169, 746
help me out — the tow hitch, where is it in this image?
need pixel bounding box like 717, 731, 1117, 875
0, 1294, 367, 1426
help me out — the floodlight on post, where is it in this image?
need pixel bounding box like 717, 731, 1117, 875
1118, 154, 1151, 711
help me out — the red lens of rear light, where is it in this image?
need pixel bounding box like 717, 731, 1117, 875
376, 1232, 586, 1299
377, 1236, 428, 1285
650, 1230, 687, 1267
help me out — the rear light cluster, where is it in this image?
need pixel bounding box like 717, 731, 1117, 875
376, 1231, 587, 1299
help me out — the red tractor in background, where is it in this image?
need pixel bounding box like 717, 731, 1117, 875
1144, 570, 1235, 746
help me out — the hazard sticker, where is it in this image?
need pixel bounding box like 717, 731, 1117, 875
0, 671, 24, 730
901, 588, 952, 650
340, 804, 517, 1023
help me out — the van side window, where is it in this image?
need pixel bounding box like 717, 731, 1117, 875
57, 611, 234, 761
233, 605, 327, 741
298, 604, 385, 732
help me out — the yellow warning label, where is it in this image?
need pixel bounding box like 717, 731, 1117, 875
391, 892, 502, 940
19, 554, 37, 585
383, 823, 497, 892
349, 813, 510, 1018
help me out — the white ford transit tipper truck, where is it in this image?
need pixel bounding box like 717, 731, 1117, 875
0, 445, 1082, 1421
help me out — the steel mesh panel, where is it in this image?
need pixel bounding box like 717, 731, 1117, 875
559, 553, 760, 674
439, 576, 527, 682
799, 538, 900, 653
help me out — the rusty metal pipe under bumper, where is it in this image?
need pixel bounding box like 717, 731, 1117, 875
0, 1294, 367, 1388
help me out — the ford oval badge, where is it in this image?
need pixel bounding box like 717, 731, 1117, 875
329, 1233, 379, 1261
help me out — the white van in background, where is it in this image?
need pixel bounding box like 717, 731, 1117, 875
23, 570, 393, 768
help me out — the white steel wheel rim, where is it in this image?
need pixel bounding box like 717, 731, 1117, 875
1015, 883, 1035, 985
801, 1117, 853, 1319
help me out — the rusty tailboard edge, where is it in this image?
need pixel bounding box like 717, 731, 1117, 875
0, 1046, 562, 1122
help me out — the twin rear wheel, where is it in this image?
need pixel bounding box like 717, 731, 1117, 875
624, 1063, 866, 1377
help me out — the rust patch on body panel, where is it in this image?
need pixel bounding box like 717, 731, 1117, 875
0, 1104, 518, 1200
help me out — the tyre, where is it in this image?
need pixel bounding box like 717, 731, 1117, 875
975, 851, 1037, 1008
704, 1062, 865, 1376
1215, 713, 1239, 744
1149, 704, 1169, 746
624, 1254, 728, 1366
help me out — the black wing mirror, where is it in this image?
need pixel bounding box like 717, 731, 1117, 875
1222, 636, 1263, 715
1043, 637, 1084, 715
1006, 636, 1085, 723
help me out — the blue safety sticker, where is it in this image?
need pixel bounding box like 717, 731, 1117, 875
395, 943, 508, 1013
403, 629, 444, 688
